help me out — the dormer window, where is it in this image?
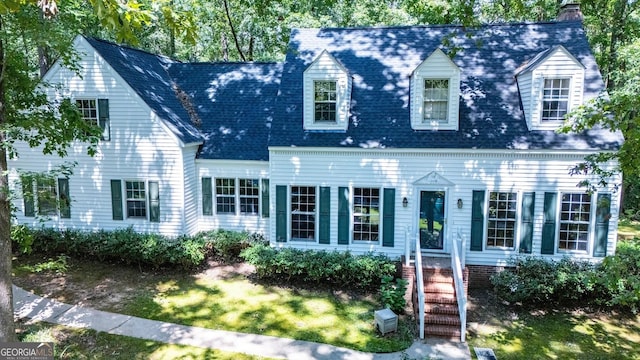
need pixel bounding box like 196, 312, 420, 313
516, 46, 585, 130
303, 51, 351, 131
410, 49, 460, 131
423, 79, 449, 124
541, 78, 570, 122
314, 80, 337, 123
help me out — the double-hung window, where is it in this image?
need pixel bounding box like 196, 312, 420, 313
559, 193, 591, 251
125, 181, 147, 218
541, 78, 570, 122
353, 187, 380, 242
76, 98, 110, 140
216, 178, 236, 214
314, 80, 337, 123
423, 79, 449, 124
36, 178, 58, 216
239, 179, 260, 215
290, 186, 316, 241
486, 192, 517, 248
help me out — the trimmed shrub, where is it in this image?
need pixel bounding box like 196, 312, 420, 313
240, 244, 397, 290
491, 256, 598, 306
16, 226, 262, 270
596, 238, 640, 312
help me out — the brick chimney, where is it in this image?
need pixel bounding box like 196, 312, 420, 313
557, 1, 583, 21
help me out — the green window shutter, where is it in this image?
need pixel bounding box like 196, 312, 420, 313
382, 188, 396, 247
275, 185, 287, 242
110, 180, 123, 220
319, 187, 331, 244
593, 193, 611, 257
337, 187, 349, 245
519, 192, 535, 254
541, 192, 557, 255
22, 177, 35, 217
470, 190, 485, 251
58, 178, 71, 219
98, 99, 110, 141
202, 177, 213, 216
261, 179, 270, 218
149, 181, 160, 223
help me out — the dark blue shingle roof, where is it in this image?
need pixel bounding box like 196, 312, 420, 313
271, 21, 623, 151
169, 63, 281, 160
85, 37, 204, 144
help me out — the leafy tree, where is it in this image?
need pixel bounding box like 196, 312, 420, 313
0, 0, 194, 342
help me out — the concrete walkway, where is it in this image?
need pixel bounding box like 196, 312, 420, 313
13, 286, 470, 360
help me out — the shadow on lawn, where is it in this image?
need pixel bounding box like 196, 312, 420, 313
478, 310, 640, 360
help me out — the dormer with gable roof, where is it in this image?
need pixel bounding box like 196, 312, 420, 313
410, 48, 461, 131
303, 50, 352, 131
516, 45, 585, 131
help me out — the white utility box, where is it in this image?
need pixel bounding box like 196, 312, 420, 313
374, 308, 398, 335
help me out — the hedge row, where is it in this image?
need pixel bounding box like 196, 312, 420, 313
491, 238, 640, 313
240, 244, 398, 290
15, 227, 265, 270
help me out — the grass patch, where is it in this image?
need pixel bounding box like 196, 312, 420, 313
17, 322, 273, 359
123, 275, 413, 353
12, 255, 412, 353
468, 310, 640, 360
618, 219, 640, 239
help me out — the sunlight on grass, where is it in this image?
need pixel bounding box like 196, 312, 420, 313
18, 323, 271, 360
618, 220, 640, 238
124, 275, 411, 353
469, 312, 640, 360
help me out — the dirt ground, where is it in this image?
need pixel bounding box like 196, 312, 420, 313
12, 256, 257, 312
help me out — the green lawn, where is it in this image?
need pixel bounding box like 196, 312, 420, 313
122, 274, 413, 353
12, 255, 412, 353
468, 309, 640, 359
18, 322, 273, 359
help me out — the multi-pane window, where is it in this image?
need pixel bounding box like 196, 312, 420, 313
559, 193, 591, 251
314, 81, 337, 122
291, 186, 316, 241
353, 187, 380, 242
36, 178, 57, 216
423, 79, 449, 123
541, 78, 570, 122
76, 99, 98, 126
487, 192, 517, 248
125, 181, 147, 218
239, 179, 259, 215
216, 178, 236, 214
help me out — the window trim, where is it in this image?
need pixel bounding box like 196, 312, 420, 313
313, 80, 338, 123
351, 186, 383, 244
422, 79, 450, 124
75, 98, 110, 141
540, 77, 571, 123
485, 191, 519, 250
289, 185, 317, 242
556, 191, 593, 253
215, 178, 236, 214
210, 177, 262, 216
124, 180, 148, 219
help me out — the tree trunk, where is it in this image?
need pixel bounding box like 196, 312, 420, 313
0, 16, 17, 342
222, 0, 246, 61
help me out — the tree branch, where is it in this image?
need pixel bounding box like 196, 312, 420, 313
222, 0, 245, 61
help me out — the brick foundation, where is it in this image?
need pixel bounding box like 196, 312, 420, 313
466, 265, 510, 289
401, 259, 416, 314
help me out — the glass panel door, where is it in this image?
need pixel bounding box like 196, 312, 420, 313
419, 190, 445, 250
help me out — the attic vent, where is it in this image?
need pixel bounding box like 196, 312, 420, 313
172, 83, 202, 128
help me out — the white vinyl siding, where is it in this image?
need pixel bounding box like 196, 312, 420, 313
303, 51, 351, 131
410, 49, 460, 130
269, 147, 620, 263
197, 160, 269, 235
8, 37, 190, 236
518, 46, 585, 130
